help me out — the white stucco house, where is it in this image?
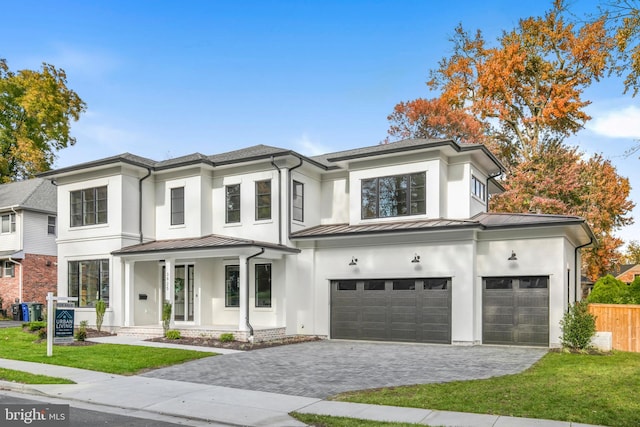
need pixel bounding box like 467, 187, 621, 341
40, 139, 594, 347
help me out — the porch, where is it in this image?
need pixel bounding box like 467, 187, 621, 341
116, 324, 287, 342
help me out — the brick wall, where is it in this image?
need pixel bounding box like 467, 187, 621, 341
22, 254, 57, 305
616, 265, 640, 284
0, 268, 20, 312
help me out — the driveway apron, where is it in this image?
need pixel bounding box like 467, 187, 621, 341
142, 341, 547, 398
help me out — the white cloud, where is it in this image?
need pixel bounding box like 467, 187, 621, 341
292, 133, 331, 156
587, 105, 640, 139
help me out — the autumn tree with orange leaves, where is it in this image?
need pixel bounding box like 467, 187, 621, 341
387, 1, 634, 279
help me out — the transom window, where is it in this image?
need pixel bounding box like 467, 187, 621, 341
171, 187, 185, 225
226, 184, 241, 223
70, 186, 107, 227
1, 213, 16, 233
361, 172, 426, 219
225, 265, 240, 307
471, 175, 486, 201
292, 180, 304, 222
255, 263, 272, 307
256, 180, 271, 220
68, 259, 109, 307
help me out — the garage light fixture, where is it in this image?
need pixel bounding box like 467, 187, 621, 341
508, 251, 518, 261
349, 257, 358, 266
411, 254, 420, 263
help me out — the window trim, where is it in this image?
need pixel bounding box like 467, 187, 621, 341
471, 175, 486, 201
170, 187, 185, 226
68, 259, 110, 308
255, 263, 272, 308
255, 180, 272, 221
3, 261, 15, 278
48, 216, 56, 235
70, 186, 108, 227
225, 184, 241, 224
1, 213, 16, 234
361, 172, 426, 219
292, 180, 304, 222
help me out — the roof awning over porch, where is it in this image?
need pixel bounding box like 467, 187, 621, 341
112, 234, 300, 261
0, 250, 24, 260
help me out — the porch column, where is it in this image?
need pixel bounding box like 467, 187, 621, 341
164, 258, 175, 329
238, 255, 249, 332
123, 260, 134, 327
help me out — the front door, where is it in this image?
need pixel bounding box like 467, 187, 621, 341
162, 264, 195, 322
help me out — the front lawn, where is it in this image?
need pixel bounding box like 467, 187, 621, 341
335, 351, 640, 427
0, 327, 214, 375
0, 368, 75, 384
292, 413, 426, 427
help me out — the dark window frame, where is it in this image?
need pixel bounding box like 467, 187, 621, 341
170, 187, 185, 226
225, 265, 240, 307
225, 184, 241, 223
255, 263, 272, 307
70, 186, 108, 227
471, 175, 486, 201
361, 172, 426, 219
255, 180, 272, 221
48, 216, 56, 235
68, 259, 110, 307
292, 180, 304, 222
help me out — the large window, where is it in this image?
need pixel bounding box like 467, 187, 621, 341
225, 265, 240, 307
292, 180, 304, 222
68, 259, 109, 307
1, 213, 16, 233
171, 187, 185, 225
226, 184, 241, 223
255, 180, 271, 220
70, 186, 107, 227
48, 216, 56, 235
361, 172, 426, 219
255, 263, 271, 307
471, 175, 486, 201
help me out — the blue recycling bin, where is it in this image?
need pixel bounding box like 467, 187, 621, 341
21, 303, 29, 322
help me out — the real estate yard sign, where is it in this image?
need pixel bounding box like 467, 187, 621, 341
54, 303, 75, 344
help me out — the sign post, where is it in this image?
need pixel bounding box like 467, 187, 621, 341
46, 292, 78, 357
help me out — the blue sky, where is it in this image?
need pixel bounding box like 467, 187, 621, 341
3, 0, 640, 245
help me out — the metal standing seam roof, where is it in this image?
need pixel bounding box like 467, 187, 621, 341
0, 178, 56, 213
290, 212, 591, 239
112, 234, 300, 255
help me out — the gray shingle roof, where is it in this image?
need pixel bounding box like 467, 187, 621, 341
0, 178, 56, 213
112, 234, 300, 255
208, 145, 291, 165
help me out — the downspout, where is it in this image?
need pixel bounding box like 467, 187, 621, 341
8, 257, 23, 303
486, 171, 502, 212
573, 236, 594, 310
10, 206, 23, 302
288, 157, 304, 239
139, 167, 152, 243
245, 248, 265, 341
270, 157, 282, 245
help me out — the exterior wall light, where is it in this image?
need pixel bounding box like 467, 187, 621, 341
508, 251, 518, 261
411, 254, 421, 263
349, 257, 358, 266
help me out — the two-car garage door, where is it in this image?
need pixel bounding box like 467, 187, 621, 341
330, 278, 451, 344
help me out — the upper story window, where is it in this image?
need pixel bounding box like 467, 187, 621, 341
361, 172, 426, 219
256, 180, 271, 220
70, 186, 107, 227
48, 216, 56, 235
1, 213, 16, 233
471, 175, 486, 201
171, 187, 185, 225
293, 180, 304, 222
226, 184, 241, 223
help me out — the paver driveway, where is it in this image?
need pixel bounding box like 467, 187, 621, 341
142, 341, 547, 398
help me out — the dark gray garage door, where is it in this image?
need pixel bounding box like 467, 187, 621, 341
331, 278, 451, 344
483, 276, 549, 346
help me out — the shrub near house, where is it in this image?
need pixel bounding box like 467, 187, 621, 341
588, 274, 640, 304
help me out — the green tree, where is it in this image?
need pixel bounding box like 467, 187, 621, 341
0, 59, 86, 182
560, 300, 596, 350
622, 240, 640, 264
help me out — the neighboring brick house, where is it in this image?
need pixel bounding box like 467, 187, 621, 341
0, 178, 57, 313
613, 264, 640, 284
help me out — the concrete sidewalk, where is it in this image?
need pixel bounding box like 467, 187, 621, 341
0, 357, 604, 427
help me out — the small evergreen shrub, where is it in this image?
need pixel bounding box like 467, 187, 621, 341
560, 300, 596, 350
162, 301, 172, 334
219, 333, 235, 343
587, 275, 629, 304
165, 329, 181, 340
95, 300, 106, 332
75, 320, 88, 342
28, 321, 46, 331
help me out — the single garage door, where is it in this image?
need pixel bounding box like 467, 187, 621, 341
482, 276, 549, 346
331, 278, 451, 344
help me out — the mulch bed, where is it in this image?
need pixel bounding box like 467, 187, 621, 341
146, 334, 323, 351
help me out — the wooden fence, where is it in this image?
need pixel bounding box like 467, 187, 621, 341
588, 303, 640, 352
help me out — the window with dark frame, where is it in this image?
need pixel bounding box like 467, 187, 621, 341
361, 172, 426, 219
255, 180, 271, 220
1, 213, 16, 233
471, 175, 486, 201
337, 281, 357, 291
255, 263, 271, 307
170, 187, 185, 225
225, 265, 240, 307
292, 180, 304, 222
48, 216, 56, 235
225, 184, 241, 223
68, 259, 109, 307
70, 186, 107, 227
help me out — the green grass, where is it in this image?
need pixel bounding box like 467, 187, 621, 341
0, 327, 214, 375
0, 368, 75, 384
291, 413, 429, 427
335, 351, 640, 427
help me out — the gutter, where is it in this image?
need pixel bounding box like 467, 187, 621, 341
245, 248, 265, 341
270, 157, 283, 245
139, 167, 152, 243
573, 236, 594, 310
9, 206, 23, 302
